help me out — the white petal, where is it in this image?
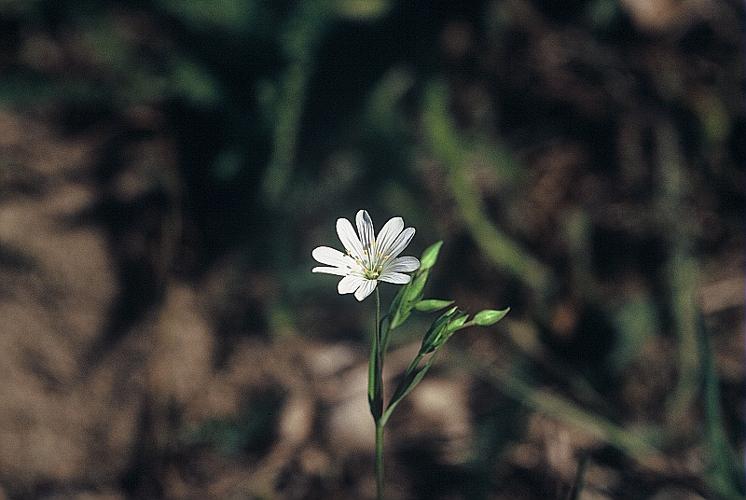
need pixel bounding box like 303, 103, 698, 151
312, 266, 349, 276
312, 246, 352, 267
385, 256, 420, 273
338, 274, 364, 294
336, 218, 365, 261
375, 217, 404, 257
386, 227, 415, 259
354, 279, 377, 301
378, 271, 411, 285
356, 210, 375, 251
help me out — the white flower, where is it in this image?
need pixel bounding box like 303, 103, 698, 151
312, 210, 420, 301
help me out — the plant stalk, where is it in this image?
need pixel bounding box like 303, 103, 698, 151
373, 288, 385, 499
375, 421, 385, 500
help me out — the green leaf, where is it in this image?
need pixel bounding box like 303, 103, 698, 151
390, 271, 430, 330
420, 307, 458, 354
388, 241, 448, 330
446, 312, 469, 331
389, 362, 430, 406
403, 271, 428, 302
382, 354, 438, 425
419, 240, 443, 271
430, 312, 469, 351
388, 286, 408, 330
473, 308, 510, 326
414, 299, 454, 312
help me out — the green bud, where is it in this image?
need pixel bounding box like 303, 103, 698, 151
419, 241, 443, 271
414, 299, 454, 312
473, 308, 510, 326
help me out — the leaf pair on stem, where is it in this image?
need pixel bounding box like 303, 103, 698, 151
371, 240, 509, 426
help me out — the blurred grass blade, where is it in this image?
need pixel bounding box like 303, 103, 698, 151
656, 122, 700, 424
422, 82, 552, 293
262, 1, 332, 205
698, 317, 746, 499
450, 348, 664, 466
567, 453, 589, 500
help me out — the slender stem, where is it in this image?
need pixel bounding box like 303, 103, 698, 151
373, 287, 385, 499
375, 421, 385, 500
375, 288, 382, 396
368, 290, 383, 419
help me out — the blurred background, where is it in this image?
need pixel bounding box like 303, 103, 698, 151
0, 0, 743, 498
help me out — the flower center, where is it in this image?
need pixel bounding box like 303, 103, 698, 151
364, 268, 381, 280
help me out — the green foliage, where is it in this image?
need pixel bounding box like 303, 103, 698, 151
418, 240, 443, 271
387, 240, 445, 332
418, 305, 459, 354
388, 269, 425, 329
156, 0, 258, 32
379, 241, 509, 425
699, 318, 746, 499
422, 82, 552, 294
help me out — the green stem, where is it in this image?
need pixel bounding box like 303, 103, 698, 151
372, 288, 385, 499
375, 288, 383, 399
375, 421, 385, 500
368, 289, 383, 419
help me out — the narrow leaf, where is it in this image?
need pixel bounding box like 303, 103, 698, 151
419, 240, 443, 270
420, 307, 458, 354
428, 312, 469, 352
390, 270, 430, 330
383, 357, 437, 425
403, 271, 428, 303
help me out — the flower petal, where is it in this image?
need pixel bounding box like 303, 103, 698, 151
338, 274, 364, 294
356, 210, 375, 253
312, 246, 352, 267
312, 266, 350, 276
375, 216, 404, 257
336, 218, 365, 261
354, 279, 377, 301
386, 227, 415, 259
378, 271, 411, 285
385, 256, 420, 273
